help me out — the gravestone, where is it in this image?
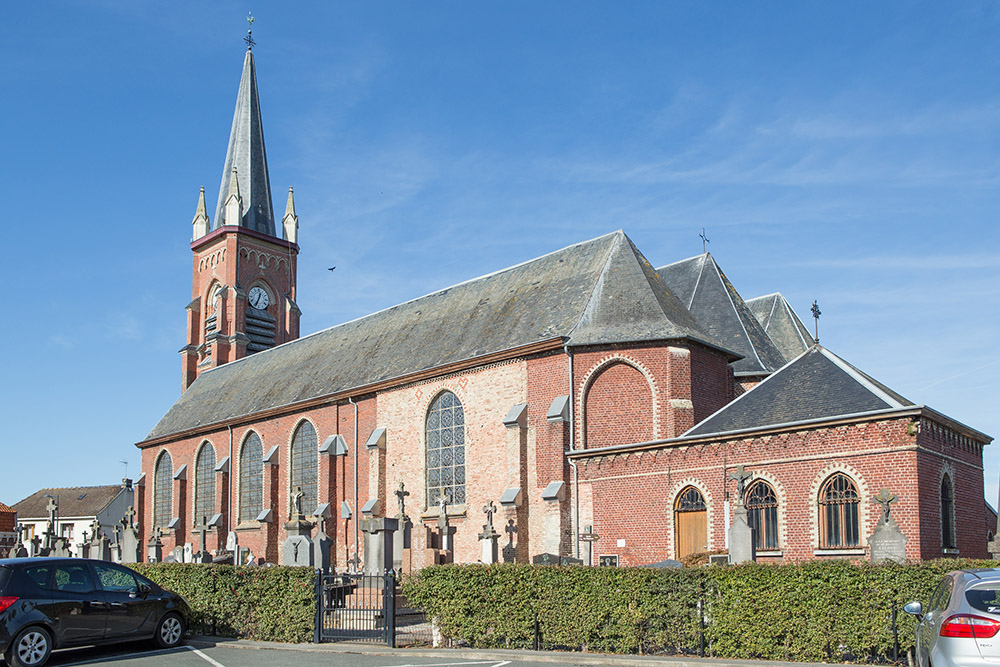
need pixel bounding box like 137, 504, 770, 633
479, 501, 500, 564
120, 517, 141, 564
282, 535, 313, 567
193, 522, 214, 563
183, 543, 194, 564
226, 531, 239, 553
532, 552, 560, 565
147, 529, 163, 563
172, 545, 184, 563
727, 465, 756, 564
361, 516, 398, 575
312, 513, 333, 572
79, 532, 92, 559
868, 488, 908, 563
436, 494, 456, 555
393, 482, 413, 572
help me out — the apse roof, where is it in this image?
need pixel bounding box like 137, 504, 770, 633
143, 231, 737, 442
685, 345, 915, 437
213, 49, 275, 236
12, 486, 124, 520
656, 254, 787, 377
745, 292, 813, 362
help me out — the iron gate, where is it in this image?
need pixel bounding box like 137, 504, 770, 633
314, 570, 430, 647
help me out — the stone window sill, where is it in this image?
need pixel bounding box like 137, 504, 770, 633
757, 550, 783, 557
420, 505, 467, 521
814, 548, 865, 556
234, 522, 262, 532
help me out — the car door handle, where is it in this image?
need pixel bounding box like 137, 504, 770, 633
109, 602, 126, 608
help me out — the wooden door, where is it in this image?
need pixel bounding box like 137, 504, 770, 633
675, 486, 707, 559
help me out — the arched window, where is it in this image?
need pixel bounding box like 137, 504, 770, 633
674, 486, 707, 559
426, 391, 466, 507
818, 473, 860, 548
745, 480, 778, 551
193, 442, 216, 526
290, 421, 318, 516
239, 431, 263, 523
153, 451, 173, 529
941, 474, 956, 549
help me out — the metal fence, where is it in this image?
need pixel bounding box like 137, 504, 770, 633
314, 570, 432, 647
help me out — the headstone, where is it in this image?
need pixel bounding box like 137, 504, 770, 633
727, 504, 756, 564
436, 495, 456, 554
532, 552, 560, 565
13, 544, 28, 558
193, 522, 214, 563
479, 501, 500, 564
868, 488, 907, 563
121, 526, 141, 564
79, 532, 92, 559
147, 529, 163, 563
30, 536, 42, 558
172, 545, 184, 563
361, 516, 398, 575
226, 531, 239, 553
282, 535, 313, 567
183, 543, 194, 564
312, 529, 333, 572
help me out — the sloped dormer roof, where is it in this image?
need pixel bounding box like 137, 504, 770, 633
685, 345, 915, 438
656, 254, 787, 377
745, 292, 813, 362
142, 231, 736, 443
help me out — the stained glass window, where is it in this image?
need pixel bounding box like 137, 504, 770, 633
239, 431, 263, 523
290, 421, 318, 515
426, 391, 466, 507
746, 480, 778, 550
194, 442, 216, 526
819, 473, 860, 548
153, 451, 173, 529
675, 486, 706, 512
941, 474, 956, 549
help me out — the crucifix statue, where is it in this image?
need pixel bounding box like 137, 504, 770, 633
292, 486, 305, 517
873, 488, 897, 523
728, 465, 753, 504
395, 481, 410, 519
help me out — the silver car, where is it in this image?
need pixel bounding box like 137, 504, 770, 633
906, 569, 1000, 667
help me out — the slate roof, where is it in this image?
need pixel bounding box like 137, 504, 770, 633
685, 345, 915, 437
213, 49, 275, 236
656, 254, 787, 377
12, 486, 124, 520
143, 231, 736, 442
745, 292, 813, 362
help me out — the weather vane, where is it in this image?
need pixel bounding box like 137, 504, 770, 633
811, 300, 821, 343
699, 228, 710, 254
245, 12, 256, 51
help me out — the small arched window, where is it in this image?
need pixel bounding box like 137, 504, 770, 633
426, 391, 466, 507
818, 473, 860, 548
290, 421, 318, 516
941, 474, 956, 549
745, 480, 779, 551
153, 451, 173, 530
239, 431, 263, 523
194, 442, 216, 526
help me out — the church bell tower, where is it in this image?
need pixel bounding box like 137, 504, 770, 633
181, 34, 301, 391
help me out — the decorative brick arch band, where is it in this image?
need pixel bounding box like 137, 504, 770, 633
808, 462, 871, 550
666, 477, 714, 559
577, 354, 659, 449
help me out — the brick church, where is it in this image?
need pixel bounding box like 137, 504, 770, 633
136, 44, 992, 569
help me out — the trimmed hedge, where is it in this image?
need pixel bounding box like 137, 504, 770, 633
401, 559, 998, 661
129, 563, 316, 643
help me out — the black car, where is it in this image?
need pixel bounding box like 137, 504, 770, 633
0, 558, 190, 667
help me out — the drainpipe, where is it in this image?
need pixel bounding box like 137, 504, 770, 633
228, 425, 234, 533
564, 343, 580, 559
348, 397, 359, 567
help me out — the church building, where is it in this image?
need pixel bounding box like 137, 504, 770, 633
136, 44, 992, 569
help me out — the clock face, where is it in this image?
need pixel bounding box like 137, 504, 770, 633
248, 286, 270, 310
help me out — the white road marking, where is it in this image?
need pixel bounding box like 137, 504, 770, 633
59, 646, 189, 666
187, 645, 228, 667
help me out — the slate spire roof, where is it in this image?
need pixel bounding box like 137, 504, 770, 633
143, 231, 736, 442
746, 292, 813, 362
213, 49, 275, 236
656, 254, 787, 377
685, 345, 915, 438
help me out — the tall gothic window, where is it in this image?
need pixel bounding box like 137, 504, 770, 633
426, 391, 466, 507
153, 451, 173, 529
290, 421, 318, 515
818, 473, 860, 548
193, 442, 216, 526
239, 431, 263, 523
941, 474, 956, 549
745, 480, 779, 551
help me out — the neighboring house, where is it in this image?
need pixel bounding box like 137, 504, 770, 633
12, 482, 134, 555
0, 502, 16, 555
136, 45, 992, 568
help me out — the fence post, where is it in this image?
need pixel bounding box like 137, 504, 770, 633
533, 610, 540, 651
385, 569, 397, 648
698, 594, 705, 658
314, 569, 323, 644
893, 606, 900, 662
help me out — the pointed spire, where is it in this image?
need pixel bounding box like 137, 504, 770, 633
191, 187, 210, 240
282, 186, 299, 244
214, 49, 275, 236
224, 168, 243, 228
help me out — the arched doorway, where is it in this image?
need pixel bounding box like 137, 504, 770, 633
674, 486, 707, 559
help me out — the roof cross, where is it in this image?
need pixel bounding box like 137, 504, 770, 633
699, 228, 710, 254
811, 300, 821, 343
244, 12, 256, 51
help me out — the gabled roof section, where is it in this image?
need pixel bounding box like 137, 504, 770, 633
685, 345, 915, 437
657, 254, 787, 376
213, 49, 275, 236
746, 292, 813, 362
567, 234, 719, 347
12, 486, 124, 520
144, 231, 734, 442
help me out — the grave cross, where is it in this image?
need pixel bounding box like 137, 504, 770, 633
873, 488, 897, 523
395, 481, 410, 518
483, 501, 497, 529
728, 465, 753, 503
90, 518, 101, 538
123, 505, 136, 529
193, 517, 212, 556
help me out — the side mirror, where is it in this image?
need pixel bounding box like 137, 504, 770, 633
903, 601, 923, 617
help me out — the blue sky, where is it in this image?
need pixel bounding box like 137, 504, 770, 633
3, 2, 998, 511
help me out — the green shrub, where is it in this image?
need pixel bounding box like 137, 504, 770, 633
401, 559, 998, 661
129, 563, 315, 643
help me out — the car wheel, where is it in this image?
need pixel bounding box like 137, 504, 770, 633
153, 612, 185, 649
5, 626, 52, 667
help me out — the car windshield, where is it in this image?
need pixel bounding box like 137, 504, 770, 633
0, 566, 10, 590
966, 584, 1000, 614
